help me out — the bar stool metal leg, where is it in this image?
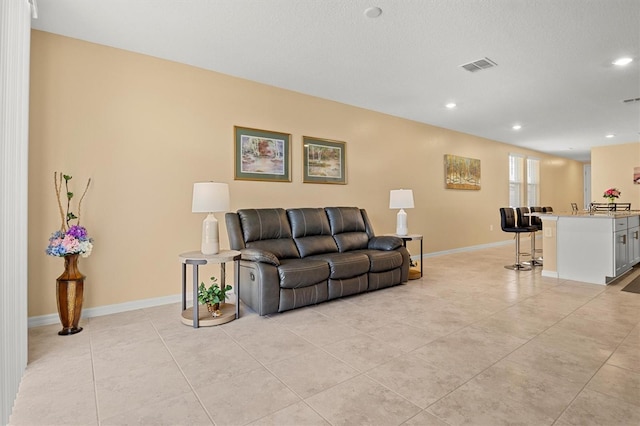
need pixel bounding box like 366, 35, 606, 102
505, 233, 532, 271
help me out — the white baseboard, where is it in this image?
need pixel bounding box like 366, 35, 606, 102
420, 239, 512, 259
28, 293, 184, 328
541, 270, 559, 279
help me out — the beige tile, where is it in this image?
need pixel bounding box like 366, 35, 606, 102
569, 300, 640, 330
587, 364, 640, 407
248, 401, 330, 426
167, 334, 264, 387
100, 392, 212, 425
323, 333, 404, 372
87, 308, 151, 330
505, 338, 604, 385
554, 389, 640, 425
533, 326, 616, 362
402, 410, 450, 426
196, 367, 300, 425
426, 377, 555, 425
368, 321, 440, 352
608, 338, 640, 374
92, 337, 176, 380
284, 315, 363, 347
305, 375, 421, 426
266, 348, 358, 398
469, 360, 584, 419
554, 314, 630, 348
9, 370, 98, 426
367, 353, 466, 408
411, 325, 527, 380
95, 360, 192, 419
27, 323, 92, 364
89, 320, 161, 353
473, 303, 566, 340
231, 326, 317, 365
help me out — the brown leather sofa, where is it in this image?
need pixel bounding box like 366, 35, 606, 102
225, 207, 410, 315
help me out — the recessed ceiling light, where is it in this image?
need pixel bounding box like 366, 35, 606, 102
605, 134, 615, 138
445, 102, 457, 109
364, 7, 382, 18
613, 57, 633, 66
512, 124, 522, 130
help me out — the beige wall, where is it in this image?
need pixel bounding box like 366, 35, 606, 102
28, 31, 584, 317
591, 142, 640, 204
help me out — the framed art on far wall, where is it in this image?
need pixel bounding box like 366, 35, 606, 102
444, 154, 481, 190
303, 136, 347, 184
234, 126, 291, 182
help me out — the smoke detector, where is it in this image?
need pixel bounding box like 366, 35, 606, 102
460, 57, 497, 72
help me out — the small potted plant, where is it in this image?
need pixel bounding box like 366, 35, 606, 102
197, 276, 232, 317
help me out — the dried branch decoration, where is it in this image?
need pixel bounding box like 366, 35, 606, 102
53, 172, 91, 232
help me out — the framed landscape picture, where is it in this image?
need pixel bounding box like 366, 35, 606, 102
444, 154, 481, 190
234, 126, 291, 182
303, 136, 346, 184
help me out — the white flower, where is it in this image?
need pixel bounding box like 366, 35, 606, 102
79, 241, 93, 258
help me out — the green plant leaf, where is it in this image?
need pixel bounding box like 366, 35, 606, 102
63, 174, 72, 181
66, 191, 74, 199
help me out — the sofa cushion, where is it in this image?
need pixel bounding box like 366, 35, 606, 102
238, 208, 299, 259
277, 258, 330, 289
279, 282, 328, 312
333, 232, 369, 252
368, 269, 402, 290
308, 252, 370, 279
359, 249, 404, 272
328, 276, 368, 299
325, 207, 367, 234
294, 235, 339, 258
288, 208, 339, 257
246, 239, 299, 260
288, 208, 332, 237
239, 208, 292, 241
368, 236, 403, 251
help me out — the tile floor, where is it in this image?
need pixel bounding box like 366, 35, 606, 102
9, 244, 640, 425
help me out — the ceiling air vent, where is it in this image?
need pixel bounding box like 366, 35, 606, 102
622, 97, 640, 104
460, 57, 497, 72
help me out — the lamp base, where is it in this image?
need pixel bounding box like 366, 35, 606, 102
201, 213, 220, 255
396, 208, 408, 236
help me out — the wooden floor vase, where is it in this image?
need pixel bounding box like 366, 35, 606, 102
56, 254, 85, 335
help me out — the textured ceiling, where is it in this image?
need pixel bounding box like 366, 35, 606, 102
31, 0, 640, 162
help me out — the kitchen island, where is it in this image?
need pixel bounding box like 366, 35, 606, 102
540, 211, 640, 285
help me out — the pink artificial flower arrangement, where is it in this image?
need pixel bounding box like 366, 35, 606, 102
603, 188, 621, 201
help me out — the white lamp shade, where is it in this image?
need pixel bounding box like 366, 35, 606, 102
192, 182, 230, 213
389, 189, 414, 209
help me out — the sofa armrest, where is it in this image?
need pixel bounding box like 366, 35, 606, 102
368, 236, 403, 251
240, 248, 281, 266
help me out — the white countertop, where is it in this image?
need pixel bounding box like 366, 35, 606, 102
538, 211, 640, 219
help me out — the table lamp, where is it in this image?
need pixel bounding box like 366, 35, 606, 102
192, 182, 230, 255
389, 189, 414, 236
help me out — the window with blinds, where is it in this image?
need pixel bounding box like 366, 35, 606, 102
509, 154, 524, 207
527, 158, 540, 206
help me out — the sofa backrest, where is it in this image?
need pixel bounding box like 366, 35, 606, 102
287, 208, 338, 258
235, 208, 300, 259
325, 207, 370, 252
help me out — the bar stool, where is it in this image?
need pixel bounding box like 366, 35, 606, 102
530, 206, 545, 262
516, 207, 542, 266
499, 207, 534, 271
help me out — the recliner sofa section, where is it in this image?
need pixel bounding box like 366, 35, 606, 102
225, 207, 410, 315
